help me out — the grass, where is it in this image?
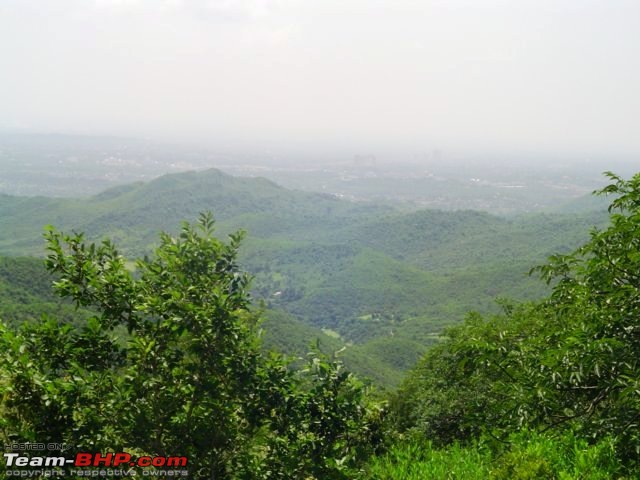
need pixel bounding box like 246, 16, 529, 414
364, 431, 630, 480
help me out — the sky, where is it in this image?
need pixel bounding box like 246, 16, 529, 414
1, 0, 639, 158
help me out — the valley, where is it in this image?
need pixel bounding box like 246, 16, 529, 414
0, 167, 609, 386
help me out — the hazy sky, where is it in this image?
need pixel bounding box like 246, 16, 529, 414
1, 0, 639, 156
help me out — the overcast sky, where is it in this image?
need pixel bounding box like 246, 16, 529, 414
1, 0, 639, 157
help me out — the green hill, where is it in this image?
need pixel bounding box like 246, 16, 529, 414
0, 169, 609, 386
0, 256, 92, 327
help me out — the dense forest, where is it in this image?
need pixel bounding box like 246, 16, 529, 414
2, 172, 640, 478
0, 168, 609, 386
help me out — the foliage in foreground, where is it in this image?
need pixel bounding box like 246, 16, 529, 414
366, 430, 626, 480
392, 172, 640, 472
0, 213, 382, 479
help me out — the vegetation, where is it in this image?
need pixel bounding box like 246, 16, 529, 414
388, 172, 640, 476
366, 431, 625, 479
3, 170, 640, 478
0, 213, 382, 478
0, 256, 92, 327
0, 168, 609, 386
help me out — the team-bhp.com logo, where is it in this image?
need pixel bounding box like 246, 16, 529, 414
4, 453, 188, 468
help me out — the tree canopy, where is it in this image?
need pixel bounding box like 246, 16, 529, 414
0, 212, 382, 479
393, 172, 640, 466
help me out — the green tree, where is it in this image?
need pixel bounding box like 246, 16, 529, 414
528, 172, 640, 459
0, 213, 381, 479
3, 213, 262, 477
392, 172, 640, 467
390, 303, 548, 445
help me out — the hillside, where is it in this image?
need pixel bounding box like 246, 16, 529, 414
0, 169, 395, 257
0, 256, 93, 327
0, 169, 609, 386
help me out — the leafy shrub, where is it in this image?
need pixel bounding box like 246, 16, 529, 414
0, 213, 383, 479
365, 430, 627, 480
389, 172, 640, 472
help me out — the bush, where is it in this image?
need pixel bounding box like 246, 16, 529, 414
0, 213, 382, 479
365, 430, 627, 480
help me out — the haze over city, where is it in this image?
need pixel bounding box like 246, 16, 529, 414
1, 0, 639, 159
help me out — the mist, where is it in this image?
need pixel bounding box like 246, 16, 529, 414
1, 0, 639, 158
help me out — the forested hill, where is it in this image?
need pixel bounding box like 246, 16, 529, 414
0, 168, 391, 256
0, 255, 403, 386
0, 256, 92, 327
0, 168, 609, 386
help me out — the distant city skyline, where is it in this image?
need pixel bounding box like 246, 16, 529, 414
1, 0, 639, 158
